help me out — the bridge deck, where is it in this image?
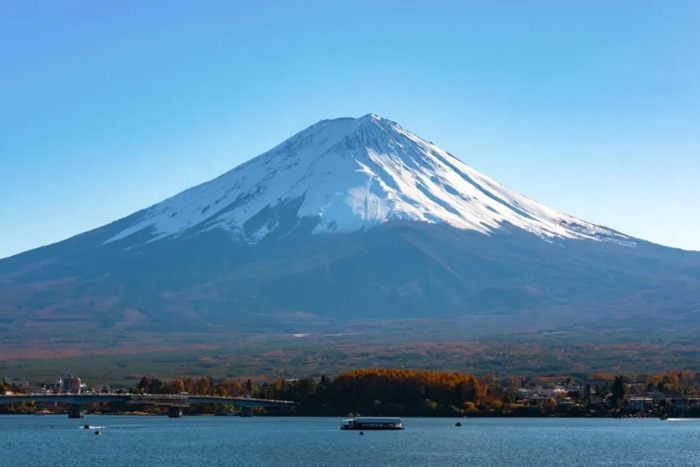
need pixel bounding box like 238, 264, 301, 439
0, 393, 294, 409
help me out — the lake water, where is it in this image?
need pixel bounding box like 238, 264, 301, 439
1, 415, 699, 466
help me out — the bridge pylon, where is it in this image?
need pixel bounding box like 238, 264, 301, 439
68, 404, 83, 419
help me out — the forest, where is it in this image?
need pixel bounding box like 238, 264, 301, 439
125, 368, 700, 417
4, 368, 700, 417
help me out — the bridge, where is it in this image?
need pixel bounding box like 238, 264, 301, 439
0, 393, 295, 418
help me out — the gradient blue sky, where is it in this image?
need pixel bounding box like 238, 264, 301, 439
1, 0, 699, 258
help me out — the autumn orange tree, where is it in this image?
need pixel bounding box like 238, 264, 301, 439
326, 368, 482, 416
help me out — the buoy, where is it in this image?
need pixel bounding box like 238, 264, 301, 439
359, 431, 364, 436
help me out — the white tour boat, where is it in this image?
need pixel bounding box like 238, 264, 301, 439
340, 416, 404, 430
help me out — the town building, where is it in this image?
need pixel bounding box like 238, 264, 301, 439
55, 375, 86, 393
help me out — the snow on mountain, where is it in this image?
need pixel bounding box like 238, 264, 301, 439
106, 114, 633, 246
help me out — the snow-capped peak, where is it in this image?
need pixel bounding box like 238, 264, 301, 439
106, 114, 632, 246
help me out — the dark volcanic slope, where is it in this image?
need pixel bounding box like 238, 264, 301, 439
1, 218, 699, 342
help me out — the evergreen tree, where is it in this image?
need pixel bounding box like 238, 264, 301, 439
611, 375, 626, 408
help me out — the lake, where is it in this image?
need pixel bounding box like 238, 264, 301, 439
1, 415, 698, 466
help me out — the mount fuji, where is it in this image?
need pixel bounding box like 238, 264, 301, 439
106, 114, 631, 247
1, 114, 699, 349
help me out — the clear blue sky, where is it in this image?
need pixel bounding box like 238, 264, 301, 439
1, 0, 698, 259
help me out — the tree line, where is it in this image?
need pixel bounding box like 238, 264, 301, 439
7, 369, 700, 417
140, 369, 700, 417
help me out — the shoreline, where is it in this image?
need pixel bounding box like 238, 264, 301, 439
0, 411, 679, 419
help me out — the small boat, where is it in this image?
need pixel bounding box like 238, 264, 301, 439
341, 417, 404, 430
455, 422, 462, 427
94, 430, 101, 436
83, 424, 91, 429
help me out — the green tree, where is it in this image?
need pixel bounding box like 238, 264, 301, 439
611, 375, 626, 408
